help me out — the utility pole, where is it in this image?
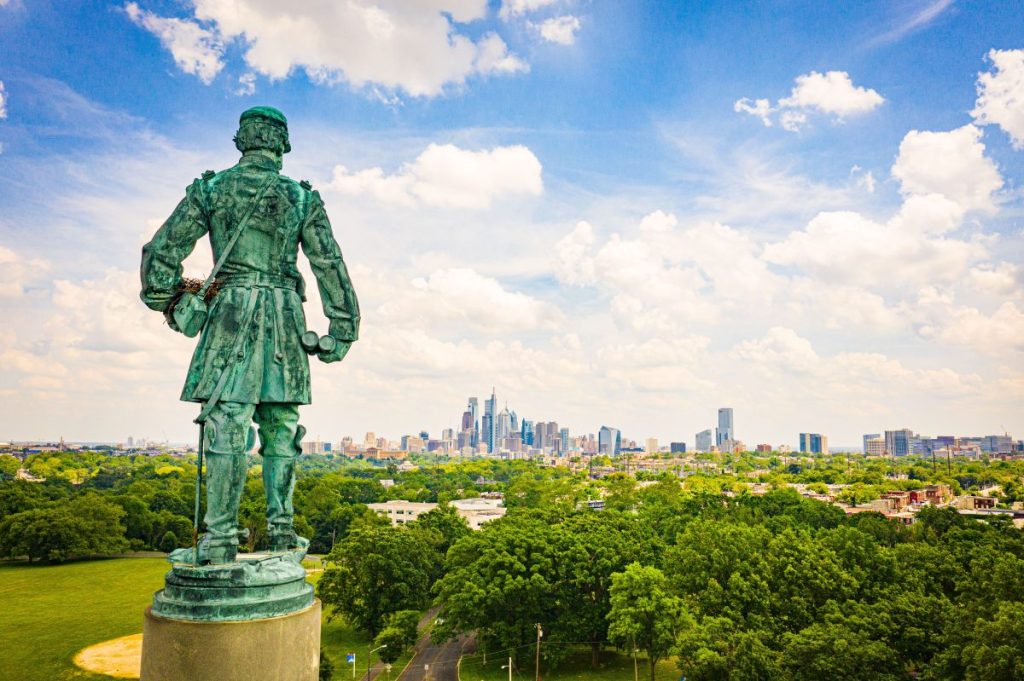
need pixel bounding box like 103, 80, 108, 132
535, 623, 543, 681
632, 637, 639, 681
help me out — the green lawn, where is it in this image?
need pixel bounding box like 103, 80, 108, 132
459, 647, 681, 681
0, 558, 168, 681
0, 559, 416, 681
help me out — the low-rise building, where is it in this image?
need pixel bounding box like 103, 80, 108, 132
367, 497, 506, 530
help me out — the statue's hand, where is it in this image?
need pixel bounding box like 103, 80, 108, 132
318, 340, 351, 364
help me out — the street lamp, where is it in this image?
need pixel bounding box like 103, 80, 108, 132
502, 656, 513, 681
366, 644, 387, 681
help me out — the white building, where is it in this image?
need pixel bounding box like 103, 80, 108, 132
367, 497, 506, 530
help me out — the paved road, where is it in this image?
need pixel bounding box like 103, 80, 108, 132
398, 630, 474, 681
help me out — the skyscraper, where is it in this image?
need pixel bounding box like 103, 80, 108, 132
716, 408, 734, 447
696, 429, 713, 452
885, 429, 913, 456
468, 397, 479, 447
598, 426, 621, 456
560, 427, 570, 455
483, 388, 497, 453
521, 419, 534, 446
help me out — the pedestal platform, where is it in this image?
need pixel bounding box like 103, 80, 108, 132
140, 599, 321, 681
152, 551, 314, 621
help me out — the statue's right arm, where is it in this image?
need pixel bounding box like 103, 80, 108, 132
140, 179, 210, 312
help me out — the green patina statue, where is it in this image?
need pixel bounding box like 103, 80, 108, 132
140, 107, 359, 621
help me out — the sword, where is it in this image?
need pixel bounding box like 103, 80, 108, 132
192, 421, 205, 566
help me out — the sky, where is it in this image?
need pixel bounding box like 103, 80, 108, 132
0, 0, 1022, 448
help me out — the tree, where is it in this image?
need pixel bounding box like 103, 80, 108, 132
675, 616, 781, 681
318, 524, 438, 636
0, 494, 128, 563
781, 621, 899, 681
319, 648, 334, 681
607, 563, 692, 681
412, 503, 470, 556
374, 627, 408, 664
433, 514, 559, 667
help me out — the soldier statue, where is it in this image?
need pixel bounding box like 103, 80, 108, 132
140, 106, 359, 565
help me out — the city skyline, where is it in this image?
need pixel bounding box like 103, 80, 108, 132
1, 3, 1022, 445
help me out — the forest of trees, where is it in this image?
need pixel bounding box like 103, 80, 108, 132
2, 450, 1024, 679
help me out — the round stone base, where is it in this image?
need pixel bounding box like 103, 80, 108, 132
140, 599, 321, 681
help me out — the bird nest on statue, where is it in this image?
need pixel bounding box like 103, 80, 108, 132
178, 277, 221, 301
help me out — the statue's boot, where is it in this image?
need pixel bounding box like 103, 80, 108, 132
196, 450, 248, 563
256, 403, 308, 555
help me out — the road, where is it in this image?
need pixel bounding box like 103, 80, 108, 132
397, 630, 474, 681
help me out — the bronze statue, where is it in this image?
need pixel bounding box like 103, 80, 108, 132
141, 106, 359, 567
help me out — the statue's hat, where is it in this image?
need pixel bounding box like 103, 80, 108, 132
239, 106, 288, 130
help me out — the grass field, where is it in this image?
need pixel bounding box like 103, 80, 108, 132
0, 559, 414, 681
459, 647, 681, 681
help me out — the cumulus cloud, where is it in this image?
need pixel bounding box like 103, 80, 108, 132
326, 143, 543, 209
235, 72, 256, 96
127, 1, 529, 96
968, 262, 1021, 297
891, 124, 1003, 212
500, 0, 559, 19
374, 267, 564, 333
0, 245, 50, 298
913, 287, 1024, 356
971, 48, 1024, 149
735, 70, 884, 131
125, 2, 224, 85
536, 15, 581, 45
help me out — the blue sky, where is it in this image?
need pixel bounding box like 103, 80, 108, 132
0, 0, 1022, 448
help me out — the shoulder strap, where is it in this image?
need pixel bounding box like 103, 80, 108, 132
197, 174, 278, 297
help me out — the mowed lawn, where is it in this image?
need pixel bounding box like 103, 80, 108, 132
0, 559, 416, 681
459, 647, 681, 681
0, 558, 168, 681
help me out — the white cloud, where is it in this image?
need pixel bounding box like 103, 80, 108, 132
373, 267, 564, 333
972, 48, 1024, 149
0, 245, 50, 298
968, 262, 1021, 297
0, 80, 7, 119
869, 0, 954, 46
763, 208, 986, 290
891, 124, 1003, 212
733, 98, 773, 127
536, 15, 581, 45
596, 337, 711, 393
913, 287, 1024, 356
125, 2, 224, 85
779, 70, 886, 117
326, 143, 543, 209
235, 72, 256, 96
473, 33, 529, 75
143, 0, 521, 97
735, 70, 884, 131
555, 221, 596, 285
500, 0, 559, 19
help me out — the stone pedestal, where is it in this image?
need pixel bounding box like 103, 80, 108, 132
140, 599, 321, 681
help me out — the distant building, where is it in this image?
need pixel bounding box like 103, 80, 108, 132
695, 429, 713, 452
400, 435, 425, 452
885, 429, 914, 456
670, 442, 687, 453
863, 433, 881, 454
755, 444, 772, 453
799, 433, 828, 454
560, 428, 571, 455
598, 426, 621, 456
864, 435, 885, 456
645, 437, 658, 454
368, 498, 505, 530
716, 408, 734, 447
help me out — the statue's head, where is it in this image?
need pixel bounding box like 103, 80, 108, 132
234, 106, 291, 157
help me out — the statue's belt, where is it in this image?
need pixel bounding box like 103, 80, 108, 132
216, 272, 300, 291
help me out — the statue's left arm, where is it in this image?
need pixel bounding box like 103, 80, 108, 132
300, 191, 360, 349
140, 179, 210, 313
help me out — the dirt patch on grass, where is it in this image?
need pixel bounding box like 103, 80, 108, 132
74, 633, 142, 679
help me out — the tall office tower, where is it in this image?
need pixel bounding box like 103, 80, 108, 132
483, 388, 497, 453
467, 397, 479, 447
670, 442, 687, 453
560, 427, 570, 455
716, 408, 734, 447
363, 432, 376, 450
598, 426, 621, 456
885, 429, 913, 456
696, 429, 713, 452
799, 433, 828, 454
521, 419, 535, 446
496, 407, 512, 441
645, 437, 658, 454
510, 410, 519, 433
442, 428, 454, 441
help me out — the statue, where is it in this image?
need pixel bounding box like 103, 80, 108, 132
140, 107, 358, 593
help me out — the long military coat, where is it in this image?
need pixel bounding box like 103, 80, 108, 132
140, 152, 359, 405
